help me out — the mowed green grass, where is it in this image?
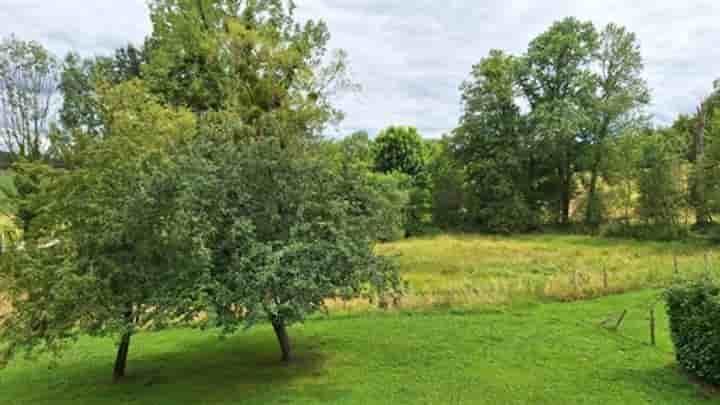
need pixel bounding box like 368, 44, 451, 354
1, 290, 714, 404
377, 233, 716, 306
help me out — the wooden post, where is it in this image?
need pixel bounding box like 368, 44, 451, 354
673, 255, 679, 276
573, 271, 579, 297
614, 310, 627, 331
603, 268, 609, 291
649, 307, 656, 346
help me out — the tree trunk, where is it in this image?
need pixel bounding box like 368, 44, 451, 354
585, 162, 601, 229
558, 153, 573, 225
113, 332, 132, 382
561, 188, 571, 225
560, 166, 572, 225
271, 317, 292, 363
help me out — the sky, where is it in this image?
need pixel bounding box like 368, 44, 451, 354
1, 0, 718, 138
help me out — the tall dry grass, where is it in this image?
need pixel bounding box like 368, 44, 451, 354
327, 233, 716, 313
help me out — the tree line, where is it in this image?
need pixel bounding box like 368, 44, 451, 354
325, 18, 720, 238
0, 2, 718, 381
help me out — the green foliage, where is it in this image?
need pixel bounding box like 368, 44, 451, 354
699, 106, 720, 216
321, 133, 409, 242
373, 125, 433, 236
59, 52, 105, 135
636, 131, 686, 226
452, 19, 649, 232
373, 126, 426, 177
583, 23, 650, 228
170, 135, 400, 360
59, 45, 145, 136
453, 50, 539, 233
519, 18, 599, 224
144, 0, 349, 136
0, 81, 200, 373
428, 138, 466, 229
666, 279, 720, 385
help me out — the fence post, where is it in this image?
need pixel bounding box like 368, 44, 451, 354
573, 271, 579, 298
603, 268, 609, 291
649, 307, 656, 346
615, 310, 628, 331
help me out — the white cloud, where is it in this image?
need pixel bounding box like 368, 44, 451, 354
1, 0, 717, 137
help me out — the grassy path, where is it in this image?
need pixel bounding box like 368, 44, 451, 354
1, 290, 714, 404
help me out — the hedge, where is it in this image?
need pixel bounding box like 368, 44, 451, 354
665, 280, 720, 385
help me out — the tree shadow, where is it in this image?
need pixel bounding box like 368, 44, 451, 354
4, 329, 332, 404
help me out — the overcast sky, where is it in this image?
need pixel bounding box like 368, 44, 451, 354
1, 0, 718, 137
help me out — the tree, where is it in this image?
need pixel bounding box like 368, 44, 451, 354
338, 130, 374, 169
636, 130, 685, 227
428, 137, 466, 229
373, 125, 431, 236
0, 35, 59, 162
143, 0, 351, 137
518, 18, 599, 224
171, 134, 400, 362
59, 45, 146, 137
0, 81, 201, 381
373, 126, 426, 177
453, 50, 539, 232
583, 23, 650, 228
325, 131, 408, 241
58, 53, 104, 136
701, 102, 720, 217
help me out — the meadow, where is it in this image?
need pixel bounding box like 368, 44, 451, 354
1, 234, 718, 404
375, 233, 715, 308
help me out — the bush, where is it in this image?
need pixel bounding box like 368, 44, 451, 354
665, 280, 720, 385
602, 222, 690, 241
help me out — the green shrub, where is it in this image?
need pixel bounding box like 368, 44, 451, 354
665, 280, 720, 385
603, 222, 689, 241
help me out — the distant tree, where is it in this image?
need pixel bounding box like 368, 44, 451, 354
339, 130, 374, 168
583, 23, 650, 228
144, 0, 352, 136
453, 50, 539, 232
323, 132, 408, 242
428, 137, 466, 229
373, 125, 431, 235
0, 81, 200, 381
0, 35, 59, 162
518, 17, 599, 224
172, 134, 400, 363
59, 44, 145, 137
58, 53, 104, 136
636, 130, 686, 226
373, 126, 426, 177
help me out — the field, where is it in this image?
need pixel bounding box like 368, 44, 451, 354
1, 234, 718, 404
376, 233, 715, 308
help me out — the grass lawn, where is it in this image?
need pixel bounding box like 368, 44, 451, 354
0, 290, 715, 404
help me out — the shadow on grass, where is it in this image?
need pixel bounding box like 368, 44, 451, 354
611, 365, 719, 403
3, 329, 332, 404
